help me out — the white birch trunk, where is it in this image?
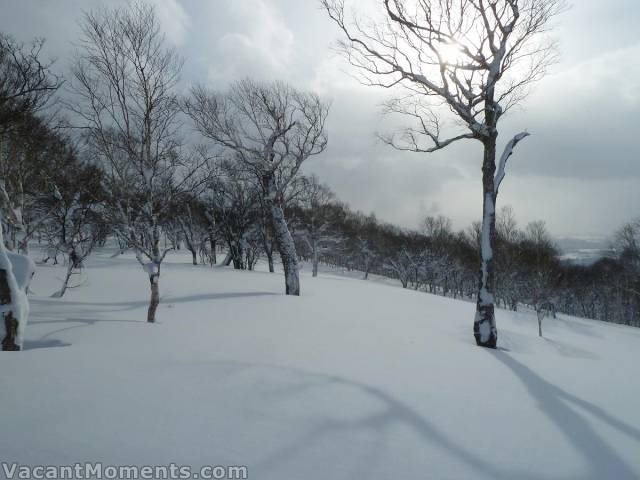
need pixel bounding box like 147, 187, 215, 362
269, 203, 300, 296
474, 135, 499, 349
52, 260, 74, 299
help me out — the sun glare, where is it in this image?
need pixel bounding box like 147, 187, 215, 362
439, 41, 467, 65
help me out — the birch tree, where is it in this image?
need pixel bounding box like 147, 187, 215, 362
0, 116, 64, 253
521, 220, 558, 336
209, 159, 260, 270
29, 145, 107, 298
175, 198, 207, 266
69, 2, 204, 322
322, 0, 566, 348
296, 176, 342, 277
185, 79, 329, 295
356, 237, 378, 280
610, 220, 640, 325
385, 247, 419, 289
0, 32, 59, 350
49, 194, 105, 298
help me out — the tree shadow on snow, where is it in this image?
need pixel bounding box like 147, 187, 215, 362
31, 291, 276, 311
26, 317, 143, 344
550, 316, 603, 338
498, 330, 599, 360
206, 360, 639, 480
25, 292, 277, 345
163, 292, 278, 304
491, 351, 640, 479
543, 338, 598, 359
22, 338, 71, 350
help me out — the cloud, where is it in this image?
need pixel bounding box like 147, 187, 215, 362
149, 0, 191, 46
494, 43, 640, 181
1, 0, 639, 237
182, 0, 294, 86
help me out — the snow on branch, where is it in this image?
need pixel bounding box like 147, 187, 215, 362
494, 132, 530, 195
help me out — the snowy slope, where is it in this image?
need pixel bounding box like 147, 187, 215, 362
2, 249, 640, 480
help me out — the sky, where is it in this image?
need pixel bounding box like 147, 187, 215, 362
1, 0, 639, 239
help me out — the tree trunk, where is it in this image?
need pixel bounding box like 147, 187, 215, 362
537, 310, 543, 337
147, 272, 160, 323
0, 256, 31, 351
262, 236, 275, 273
474, 136, 498, 349
2, 312, 20, 351
312, 240, 319, 277
1, 267, 19, 350
229, 241, 245, 270
269, 203, 300, 295
53, 258, 75, 298
209, 235, 217, 265
191, 249, 197, 266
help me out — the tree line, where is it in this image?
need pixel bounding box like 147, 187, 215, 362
2, 1, 637, 352
289, 200, 640, 329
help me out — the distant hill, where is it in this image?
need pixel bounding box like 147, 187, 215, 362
556, 236, 616, 266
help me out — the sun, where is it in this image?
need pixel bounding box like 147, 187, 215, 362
439, 41, 467, 66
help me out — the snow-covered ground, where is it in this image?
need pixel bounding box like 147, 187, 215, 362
2, 248, 640, 479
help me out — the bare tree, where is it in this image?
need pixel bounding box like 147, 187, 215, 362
521, 220, 558, 336
385, 247, 421, 289
256, 205, 277, 273
45, 162, 106, 298
185, 79, 329, 295
612, 219, 640, 324
0, 32, 60, 133
49, 195, 105, 298
174, 198, 208, 266
322, 0, 566, 348
297, 175, 342, 277
69, 2, 204, 322
0, 34, 61, 251
495, 205, 523, 310
357, 237, 378, 280
206, 159, 260, 270
0, 34, 60, 350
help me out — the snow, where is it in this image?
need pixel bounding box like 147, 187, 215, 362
6, 251, 36, 290
494, 131, 530, 195
0, 229, 36, 349
142, 261, 159, 278
2, 247, 640, 479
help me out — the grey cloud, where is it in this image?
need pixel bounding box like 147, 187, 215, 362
1, 0, 639, 237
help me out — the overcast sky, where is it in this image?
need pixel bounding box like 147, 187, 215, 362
2, 0, 639, 239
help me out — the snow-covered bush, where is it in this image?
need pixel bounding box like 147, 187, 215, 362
0, 240, 35, 351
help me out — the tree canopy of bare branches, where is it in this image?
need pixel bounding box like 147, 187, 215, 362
0, 32, 61, 133
322, 0, 566, 348
185, 78, 330, 295
69, 1, 206, 323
